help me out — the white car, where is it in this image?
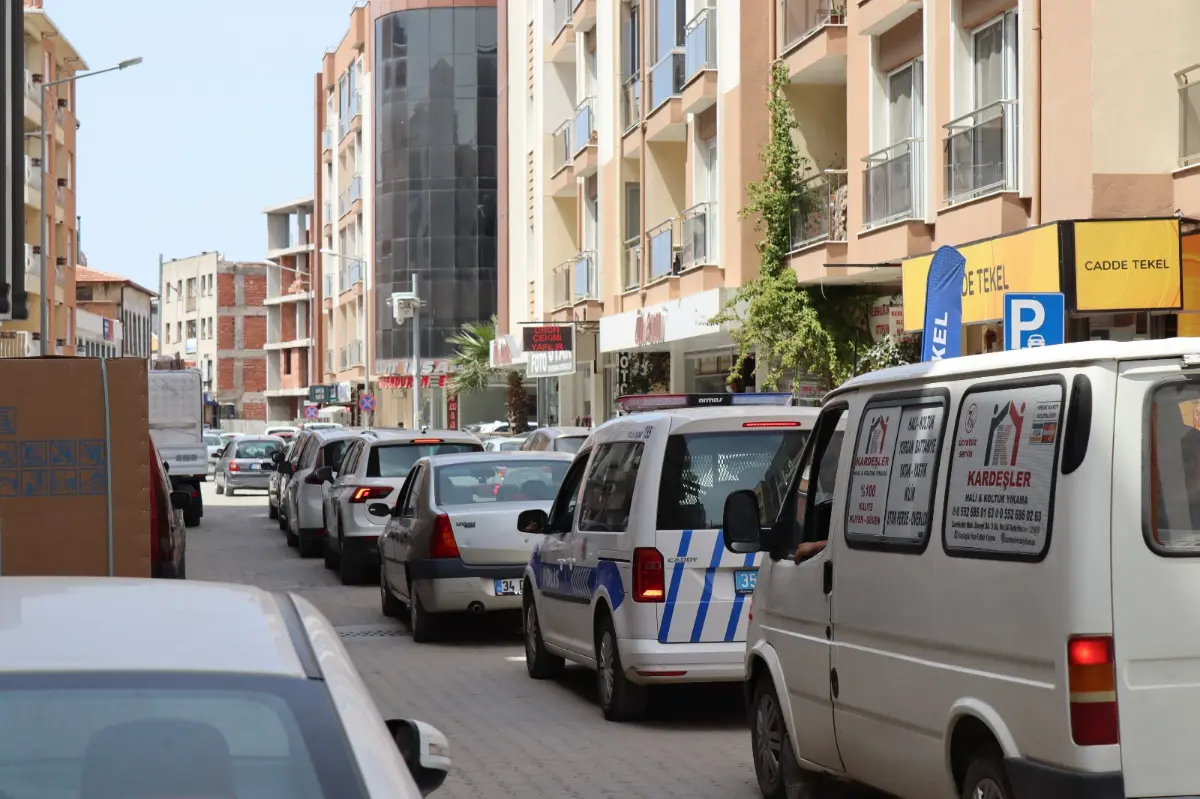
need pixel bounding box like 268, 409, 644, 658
204, 432, 224, 470
281, 429, 358, 557
518, 393, 820, 721
0, 577, 451, 797
483, 435, 528, 452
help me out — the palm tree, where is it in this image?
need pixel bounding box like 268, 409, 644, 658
448, 316, 499, 394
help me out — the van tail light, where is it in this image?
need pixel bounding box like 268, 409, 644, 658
1068, 635, 1120, 746
228, 461, 239, 472
431, 514, 460, 559
633, 547, 665, 602
349, 486, 394, 503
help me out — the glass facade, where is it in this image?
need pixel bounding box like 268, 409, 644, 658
375, 7, 499, 361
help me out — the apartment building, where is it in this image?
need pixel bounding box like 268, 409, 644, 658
316, 1, 500, 428
8, 0, 85, 356
159, 253, 269, 421
263, 197, 317, 422
74, 266, 155, 359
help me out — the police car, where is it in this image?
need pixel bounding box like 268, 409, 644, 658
515, 393, 821, 721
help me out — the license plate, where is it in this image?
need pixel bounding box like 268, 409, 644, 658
734, 569, 757, 594
250, 463, 261, 470
494, 579, 522, 596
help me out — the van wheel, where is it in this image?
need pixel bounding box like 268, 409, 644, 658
961, 747, 1013, 799
523, 588, 564, 679
595, 613, 647, 721
751, 676, 803, 799
183, 504, 201, 528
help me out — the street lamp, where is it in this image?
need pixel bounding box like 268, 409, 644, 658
319, 249, 372, 422
389, 277, 423, 428
38, 57, 143, 355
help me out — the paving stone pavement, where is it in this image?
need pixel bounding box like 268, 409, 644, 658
189, 483, 761, 799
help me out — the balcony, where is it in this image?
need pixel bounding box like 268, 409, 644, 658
571, 0, 596, 32
24, 244, 41, 288
623, 238, 642, 291
552, 0, 573, 36
324, 349, 334, 374
0, 332, 38, 359
622, 73, 643, 158
339, 339, 364, 370
679, 202, 716, 269
647, 218, 680, 282
339, 261, 363, 293
790, 169, 848, 250
322, 127, 333, 152
647, 52, 686, 141
24, 156, 41, 191
1181, 66, 1200, 168
323, 200, 332, 226
682, 6, 718, 114
339, 92, 361, 140
24, 70, 41, 105
548, 121, 575, 197
778, 0, 848, 83
943, 100, 1018, 207
572, 97, 598, 176
349, 174, 361, 205
548, 0, 576, 62
55, 183, 64, 208
862, 138, 923, 230
572, 251, 598, 303
552, 260, 571, 310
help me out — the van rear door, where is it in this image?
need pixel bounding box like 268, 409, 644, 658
1112, 358, 1200, 797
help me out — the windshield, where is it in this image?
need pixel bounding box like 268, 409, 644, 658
553, 436, 585, 454
657, 430, 810, 529
367, 442, 482, 478
204, 435, 222, 447
0, 672, 370, 799
436, 460, 569, 504
235, 440, 284, 459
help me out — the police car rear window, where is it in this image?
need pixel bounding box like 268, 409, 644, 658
657, 431, 809, 530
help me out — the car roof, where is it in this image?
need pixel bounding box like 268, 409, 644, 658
359, 428, 480, 444
537, 427, 589, 438
231, 435, 284, 443
312, 428, 357, 442
0, 578, 308, 677
424, 450, 575, 468
593, 404, 823, 436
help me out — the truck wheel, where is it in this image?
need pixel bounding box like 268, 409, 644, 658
595, 612, 647, 721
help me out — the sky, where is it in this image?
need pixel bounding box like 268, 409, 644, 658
47, 0, 354, 291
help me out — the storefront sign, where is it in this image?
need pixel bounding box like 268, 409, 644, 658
1073, 218, 1181, 312
378, 374, 450, 390
522, 324, 576, 378
447, 393, 459, 430
308, 384, 336, 404
902, 224, 1061, 331
374, 359, 454, 376
488, 334, 523, 369
634, 311, 665, 346
600, 288, 734, 353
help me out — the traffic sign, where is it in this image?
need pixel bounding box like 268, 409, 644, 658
1003, 292, 1066, 351
303, 404, 319, 420
358, 393, 375, 413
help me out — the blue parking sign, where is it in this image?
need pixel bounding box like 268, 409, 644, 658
1003, 292, 1066, 351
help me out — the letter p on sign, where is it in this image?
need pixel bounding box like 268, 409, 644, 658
1002, 292, 1066, 351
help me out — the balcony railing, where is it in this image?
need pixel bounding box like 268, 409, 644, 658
339, 345, 349, 371
863, 138, 923, 229
684, 6, 717, 82
552, 260, 571, 309
324, 349, 334, 373
349, 174, 361, 204
779, 0, 847, 53
322, 127, 333, 150
551, 121, 573, 173
325, 273, 334, 298
0, 332, 36, 359
790, 169, 848, 250
573, 251, 598, 302
647, 218, 679, 281
24, 71, 41, 105
622, 73, 642, 132
348, 339, 364, 368
623, 238, 642, 290
944, 100, 1018, 206
649, 51, 686, 111
1180, 65, 1200, 167
552, 0, 573, 35
55, 184, 64, 206
573, 97, 595, 154
324, 200, 331, 223
340, 261, 363, 293
680, 202, 716, 268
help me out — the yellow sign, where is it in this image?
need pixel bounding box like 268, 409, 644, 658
902, 224, 1061, 331
1178, 235, 1200, 336
1073, 218, 1181, 312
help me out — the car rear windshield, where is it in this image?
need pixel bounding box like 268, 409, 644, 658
436, 460, 570, 505
235, 440, 284, 459
657, 430, 810, 530
367, 442, 481, 478
0, 671, 370, 799
1148, 380, 1200, 552
554, 436, 585, 454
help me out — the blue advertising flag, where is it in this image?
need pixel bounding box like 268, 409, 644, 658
920, 245, 967, 362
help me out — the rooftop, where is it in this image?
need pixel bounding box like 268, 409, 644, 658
263, 196, 315, 215
23, 7, 88, 72
75, 266, 156, 297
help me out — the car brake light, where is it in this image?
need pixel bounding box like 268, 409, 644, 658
1067, 635, 1119, 746
742, 421, 802, 428
413, 438, 442, 444
350, 486, 393, 503
633, 547, 665, 602
228, 461, 239, 472
431, 514, 460, 558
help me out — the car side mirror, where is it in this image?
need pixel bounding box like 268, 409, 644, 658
313, 465, 334, 483
386, 718, 450, 796
169, 490, 191, 511
517, 508, 549, 534
278, 462, 294, 476
270, 451, 283, 464
162, 461, 170, 474
723, 490, 764, 554
368, 502, 391, 518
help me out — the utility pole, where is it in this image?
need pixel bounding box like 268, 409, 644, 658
3, 0, 22, 321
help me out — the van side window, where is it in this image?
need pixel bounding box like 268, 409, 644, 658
577, 442, 642, 533
845, 394, 948, 552
1147, 380, 1200, 553
782, 410, 845, 559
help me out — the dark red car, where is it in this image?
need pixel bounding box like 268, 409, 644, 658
150, 440, 189, 579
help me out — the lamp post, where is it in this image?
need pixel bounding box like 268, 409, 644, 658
319, 249, 372, 424
389, 277, 422, 428
38, 56, 142, 355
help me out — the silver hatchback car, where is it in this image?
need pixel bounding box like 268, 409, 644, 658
214, 436, 286, 497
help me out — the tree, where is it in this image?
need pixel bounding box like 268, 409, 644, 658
447, 316, 499, 395
506, 369, 529, 432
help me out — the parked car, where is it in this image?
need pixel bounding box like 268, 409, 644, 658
519, 426, 590, 454
280, 429, 358, 557
264, 425, 300, 442
275, 429, 320, 531
0, 577, 452, 797
214, 435, 286, 497
150, 441, 190, 579
483, 435, 528, 452
377, 451, 573, 642
203, 432, 224, 471
319, 430, 485, 585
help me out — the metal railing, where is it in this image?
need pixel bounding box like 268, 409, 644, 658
779, 0, 846, 53
680, 202, 715, 268
325, 273, 334, 298
324, 349, 334, 373
649, 51, 686, 111
348, 90, 361, 122
647, 218, 679, 281
623, 238, 642, 290
573, 251, 598, 302
340, 262, 363, 293
1179, 65, 1200, 167
348, 339, 364, 368
622, 73, 642, 132
551, 121, 573, 173
790, 169, 848, 250
24, 156, 41, 190
349, 174, 361, 204
323, 127, 333, 150
944, 100, 1018, 205
573, 97, 595, 154
24, 70, 41, 105
684, 6, 717, 82
339, 345, 349, 371
552, 260, 571, 309
324, 200, 331, 223
552, 0, 573, 35
862, 138, 923, 229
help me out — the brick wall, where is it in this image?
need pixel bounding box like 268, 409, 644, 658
213, 262, 270, 422
243, 316, 266, 350
217, 358, 234, 392
281, 308, 297, 341
217, 273, 237, 308
241, 401, 266, 421
242, 359, 266, 393
217, 316, 235, 350
243, 275, 267, 307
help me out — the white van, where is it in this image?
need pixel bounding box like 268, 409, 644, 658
517, 393, 822, 721
722, 339, 1200, 799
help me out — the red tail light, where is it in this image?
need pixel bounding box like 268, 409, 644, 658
431, 514, 460, 559
349, 486, 394, 503
742, 421, 802, 428
228, 461, 239, 472
1067, 635, 1119, 746
633, 547, 665, 602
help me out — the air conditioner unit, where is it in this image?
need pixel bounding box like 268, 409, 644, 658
31, 73, 43, 83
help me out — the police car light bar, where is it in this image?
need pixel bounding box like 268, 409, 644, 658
615, 393, 794, 413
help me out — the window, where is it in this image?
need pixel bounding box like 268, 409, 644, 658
943, 380, 1064, 560
553, 435, 586, 454
844, 394, 947, 550
436, 460, 569, 505
317, 439, 351, 474
658, 430, 809, 531
367, 442, 481, 478
400, 466, 423, 516
577, 443, 643, 532
887, 59, 923, 146
784, 410, 846, 557
340, 441, 362, 475
548, 453, 590, 532
1145, 380, 1200, 553
234, 440, 284, 459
